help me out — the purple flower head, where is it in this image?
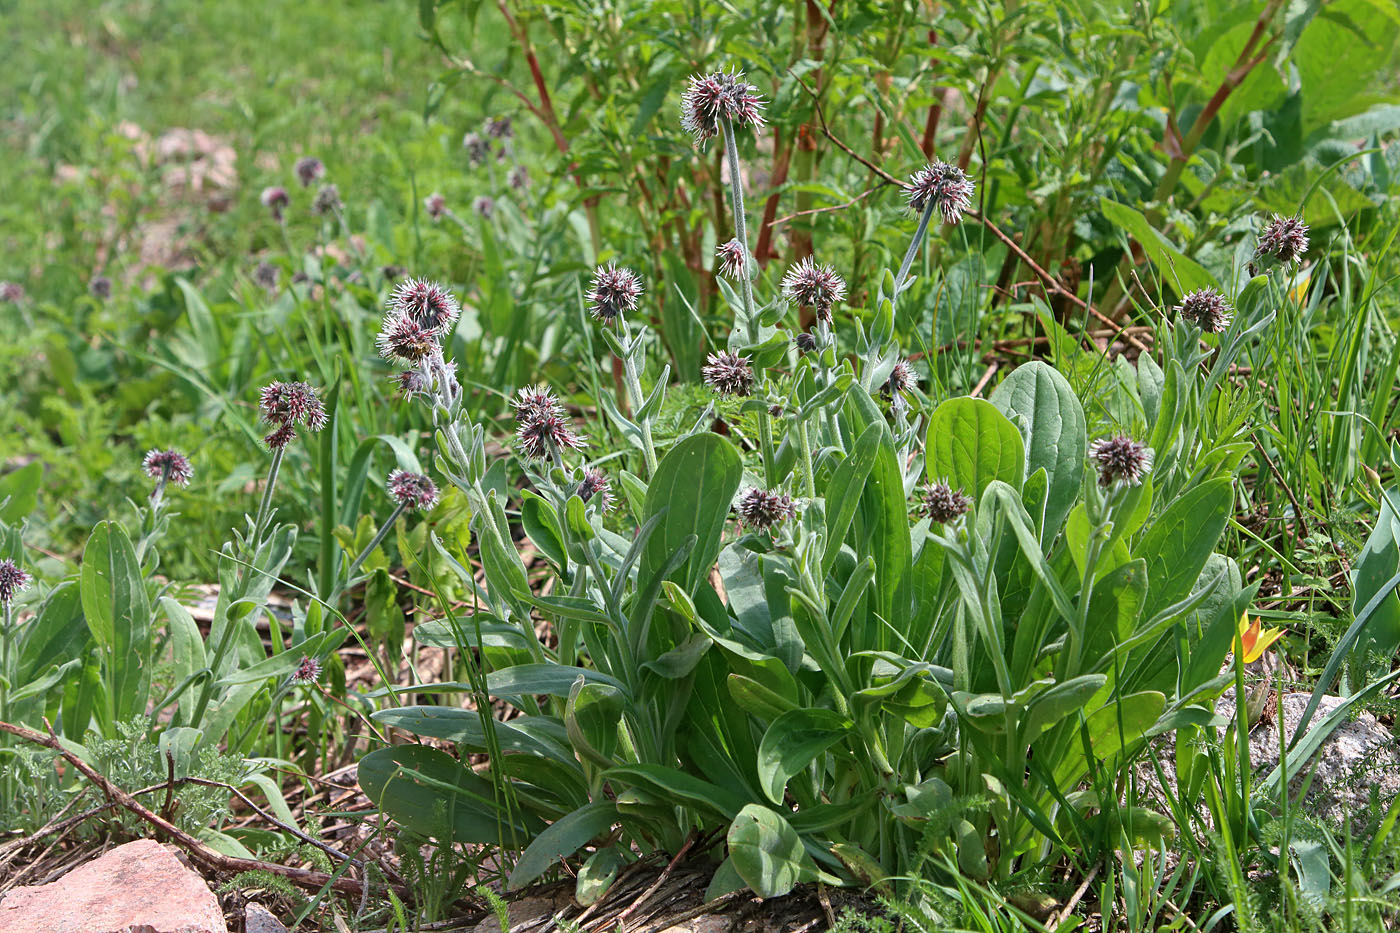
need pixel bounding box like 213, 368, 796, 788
143, 449, 194, 487
586, 264, 643, 323
485, 116, 513, 140
0, 559, 33, 607
881, 359, 919, 411
260, 185, 289, 220
291, 655, 322, 685
1255, 214, 1309, 266
906, 161, 974, 224
253, 261, 279, 290
387, 470, 440, 511
794, 332, 818, 354
736, 488, 796, 531
680, 70, 766, 145
462, 132, 491, 166
392, 369, 429, 400
259, 381, 328, 432
508, 166, 530, 191
1176, 288, 1233, 334
716, 239, 750, 280
576, 468, 613, 512
1089, 435, 1154, 488
702, 350, 755, 397
312, 184, 341, 216
388, 278, 460, 333
89, 275, 112, 300
294, 156, 325, 188
0, 282, 25, 304
781, 256, 847, 323
920, 481, 971, 524
376, 313, 440, 365
424, 192, 446, 221
512, 385, 585, 460
263, 423, 296, 450
473, 195, 495, 218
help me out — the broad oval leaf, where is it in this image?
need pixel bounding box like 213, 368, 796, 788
727, 804, 809, 898
641, 434, 743, 596
990, 361, 1086, 535
507, 800, 617, 891
926, 398, 1026, 503
757, 708, 852, 804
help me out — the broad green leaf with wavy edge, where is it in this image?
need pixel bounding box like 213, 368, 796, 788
757, 708, 852, 804
640, 434, 742, 597
990, 361, 1085, 536
727, 804, 810, 898
926, 398, 1026, 504
80, 522, 151, 723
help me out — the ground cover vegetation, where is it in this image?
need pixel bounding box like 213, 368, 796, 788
3, 0, 1400, 929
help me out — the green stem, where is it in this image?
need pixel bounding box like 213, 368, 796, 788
721, 116, 759, 345
253, 445, 286, 544
798, 420, 817, 498
343, 502, 408, 585
893, 200, 937, 302
757, 408, 777, 489
618, 318, 658, 476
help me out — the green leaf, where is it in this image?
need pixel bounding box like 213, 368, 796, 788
641, 434, 743, 596
507, 800, 617, 891
1350, 488, 1400, 677
757, 708, 851, 804
727, 804, 809, 898
822, 424, 880, 575
80, 522, 151, 722
1135, 478, 1233, 614
520, 491, 568, 571
575, 847, 626, 906
0, 461, 41, 523
487, 664, 628, 701
1099, 199, 1215, 295
358, 745, 539, 844
603, 764, 747, 821
990, 361, 1086, 535
926, 398, 1026, 503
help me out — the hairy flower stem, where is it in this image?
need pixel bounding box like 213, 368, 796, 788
150, 462, 173, 512
252, 446, 286, 545
721, 116, 759, 346
893, 200, 937, 301
618, 319, 658, 476
797, 421, 817, 498
344, 502, 408, 584
720, 115, 778, 485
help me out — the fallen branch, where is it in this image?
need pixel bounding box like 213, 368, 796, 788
0, 719, 409, 901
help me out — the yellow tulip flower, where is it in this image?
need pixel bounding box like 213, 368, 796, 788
1237, 612, 1285, 664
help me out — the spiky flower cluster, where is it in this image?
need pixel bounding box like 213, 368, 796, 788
586, 264, 643, 323
1176, 288, 1233, 334
781, 257, 847, 323
391, 278, 461, 332
1255, 214, 1309, 267
508, 166, 530, 191
512, 385, 586, 461
143, 449, 194, 487
260, 185, 289, 220
882, 359, 919, 410
716, 239, 749, 280
702, 350, 755, 396
463, 132, 490, 166
387, 470, 440, 511
294, 156, 325, 188
794, 332, 818, 354
253, 261, 279, 290
920, 481, 971, 524
576, 468, 613, 512
680, 70, 766, 145
376, 314, 438, 365
737, 488, 797, 531
291, 655, 322, 685
0, 282, 24, 304
485, 116, 513, 140
424, 192, 446, 221
0, 559, 32, 606
473, 196, 495, 218
906, 161, 974, 224
312, 184, 341, 216
258, 381, 328, 449
89, 275, 112, 300
1090, 435, 1153, 488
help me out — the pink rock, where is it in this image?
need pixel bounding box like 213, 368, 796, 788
0, 839, 226, 933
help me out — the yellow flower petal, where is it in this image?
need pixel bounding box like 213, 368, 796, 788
1237, 612, 1285, 664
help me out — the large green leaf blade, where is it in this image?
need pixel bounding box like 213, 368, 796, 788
926, 398, 1026, 503
640, 434, 743, 596
757, 708, 851, 804
990, 361, 1086, 535
80, 522, 151, 722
